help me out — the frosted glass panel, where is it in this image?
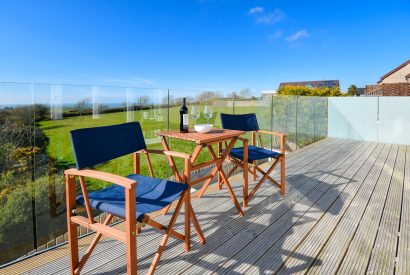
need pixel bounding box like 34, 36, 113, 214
328, 97, 378, 141
379, 97, 410, 145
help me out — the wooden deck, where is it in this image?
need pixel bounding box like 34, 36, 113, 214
3, 138, 410, 274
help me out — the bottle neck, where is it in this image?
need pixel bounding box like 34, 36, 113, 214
182, 98, 186, 106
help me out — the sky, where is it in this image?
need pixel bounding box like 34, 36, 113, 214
0, 0, 410, 94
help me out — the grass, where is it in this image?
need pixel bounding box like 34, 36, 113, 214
38, 98, 326, 191
39, 104, 269, 191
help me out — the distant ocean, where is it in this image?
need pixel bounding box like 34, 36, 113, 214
0, 103, 127, 110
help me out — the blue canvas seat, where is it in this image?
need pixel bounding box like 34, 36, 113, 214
77, 174, 187, 222
220, 113, 286, 207
230, 145, 283, 163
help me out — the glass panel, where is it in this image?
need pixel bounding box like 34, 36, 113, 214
296, 96, 316, 148
0, 83, 335, 265
130, 88, 169, 179
33, 84, 129, 249
0, 82, 36, 264
314, 97, 328, 141
379, 97, 410, 145
328, 97, 378, 141
272, 96, 298, 151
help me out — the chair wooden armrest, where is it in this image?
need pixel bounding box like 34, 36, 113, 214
64, 168, 137, 189
257, 129, 286, 138
138, 149, 191, 160
255, 130, 286, 154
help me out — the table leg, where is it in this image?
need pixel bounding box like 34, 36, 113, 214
191, 145, 203, 164
197, 138, 237, 197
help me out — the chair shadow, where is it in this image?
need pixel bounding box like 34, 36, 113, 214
286, 173, 347, 216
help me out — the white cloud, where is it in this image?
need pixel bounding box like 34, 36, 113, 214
255, 9, 285, 25
286, 30, 309, 42
248, 6, 264, 14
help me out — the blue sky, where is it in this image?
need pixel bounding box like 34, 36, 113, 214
0, 0, 409, 93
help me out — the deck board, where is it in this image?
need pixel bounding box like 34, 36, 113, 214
151, 139, 360, 274
367, 145, 405, 274
29, 134, 340, 275
83, 138, 350, 274
243, 142, 380, 274
183, 140, 372, 274
397, 147, 410, 274
337, 144, 399, 274
306, 144, 391, 275
278, 143, 388, 275
3, 138, 410, 275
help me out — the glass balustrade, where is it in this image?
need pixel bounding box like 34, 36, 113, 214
0, 82, 328, 265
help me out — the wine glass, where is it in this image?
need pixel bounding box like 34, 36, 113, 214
191, 106, 200, 125
203, 105, 213, 124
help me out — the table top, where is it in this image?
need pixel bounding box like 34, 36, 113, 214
158, 128, 245, 145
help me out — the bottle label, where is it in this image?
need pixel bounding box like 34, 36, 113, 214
183, 114, 189, 127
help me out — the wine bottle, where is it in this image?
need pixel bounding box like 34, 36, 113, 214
180, 98, 189, 133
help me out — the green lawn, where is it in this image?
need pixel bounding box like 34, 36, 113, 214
39, 99, 322, 191
39, 105, 265, 191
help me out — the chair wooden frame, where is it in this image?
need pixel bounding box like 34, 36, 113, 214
221, 130, 286, 207
65, 149, 205, 275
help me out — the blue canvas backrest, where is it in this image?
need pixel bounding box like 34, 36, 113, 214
220, 113, 259, 132
70, 122, 147, 169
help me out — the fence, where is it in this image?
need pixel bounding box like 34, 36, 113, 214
365, 83, 410, 96
0, 81, 327, 265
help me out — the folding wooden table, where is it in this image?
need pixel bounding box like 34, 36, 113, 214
158, 129, 245, 216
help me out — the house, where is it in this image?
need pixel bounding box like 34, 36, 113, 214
366, 59, 410, 96
377, 59, 410, 84
279, 80, 340, 89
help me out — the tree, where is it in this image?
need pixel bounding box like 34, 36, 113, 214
329, 86, 341, 97
347, 85, 358, 96
75, 98, 91, 115
238, 88, 251, 98
196, 91, 221, 103
277, 85, 342, 97
137, 96, 150, 107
